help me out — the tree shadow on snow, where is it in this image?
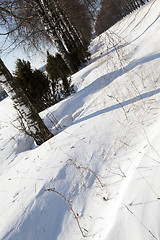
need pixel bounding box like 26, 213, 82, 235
50, 52, 160, 133
121, 0, 158, 35
71, 52, 160, 125
78, 52, 160, 100
75, 87, 160, 125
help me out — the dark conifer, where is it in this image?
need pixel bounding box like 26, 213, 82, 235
0, 58, 53, 145
14, 59, 53, 112
46, 52, 74, 101
95, 0, 150, 35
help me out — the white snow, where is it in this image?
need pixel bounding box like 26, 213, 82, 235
1, 0, 160, 239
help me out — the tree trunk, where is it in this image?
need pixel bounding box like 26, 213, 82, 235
53, 0, 84, 50
28, 0, 76, 73
0, 58, 53, 146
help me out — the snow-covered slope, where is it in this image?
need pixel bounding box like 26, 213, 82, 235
1, 0, 160, 239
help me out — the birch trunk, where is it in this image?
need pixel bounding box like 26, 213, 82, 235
53, 0, 84, 50
28, 0, 76, 73
0, 59, 53, 146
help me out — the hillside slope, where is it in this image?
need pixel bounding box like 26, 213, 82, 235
0, 0, 160, 239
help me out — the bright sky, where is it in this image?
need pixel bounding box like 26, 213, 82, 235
1, 46, 48, 73
0, 35, 55, 73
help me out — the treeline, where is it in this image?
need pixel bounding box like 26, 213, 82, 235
0, 0, 93, 145
0, 0, 149, 145
96, 0, 150, 35
14, 54, 75, 113
0, 0, 92, 73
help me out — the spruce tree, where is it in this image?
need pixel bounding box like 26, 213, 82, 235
14, 59, 53, 112
46, 52, 74, 101
0, 58, 53, 145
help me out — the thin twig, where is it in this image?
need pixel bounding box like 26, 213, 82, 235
45, 188, 85, 237
68, 159, 104, 188
125, 204, 159, 240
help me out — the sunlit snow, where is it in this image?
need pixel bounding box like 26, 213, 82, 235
0, 0, 160, 239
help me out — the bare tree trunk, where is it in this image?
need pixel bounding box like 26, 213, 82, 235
28, 0, 76, 73
51, 2, 80, 53
0, 59, 53, 146
53, 0, 84, 50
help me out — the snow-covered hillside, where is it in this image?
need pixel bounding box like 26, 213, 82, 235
1, 0, 160, 239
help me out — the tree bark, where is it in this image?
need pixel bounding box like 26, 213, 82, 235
53, 0, 84, 50
0, 58, 53, 146
28, 0, 76, 73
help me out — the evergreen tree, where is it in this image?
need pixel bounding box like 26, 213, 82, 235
61, 77, 74, 97
0, 58, 53, 145
46, 52, 74, 101
14, 59, 53, 112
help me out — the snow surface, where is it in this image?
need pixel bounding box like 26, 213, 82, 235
1, 0, 160, 239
